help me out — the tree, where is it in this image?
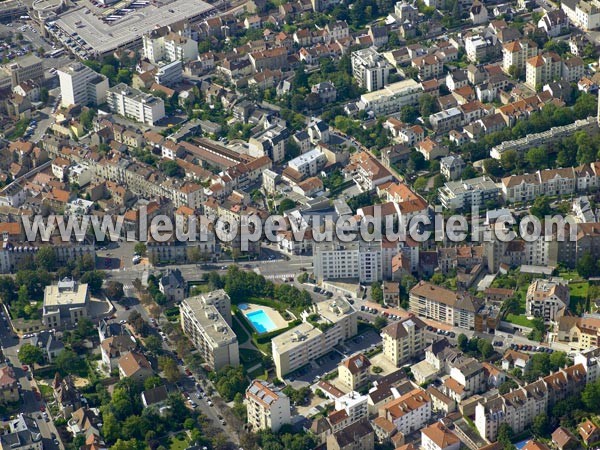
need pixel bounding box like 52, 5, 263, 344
477, 339, 494, 359
577, 252, 598, 279
35, 246, 56, 271
18, 344, 43, 366
500, 149, 518, 171
371, 282, 383, 304
160, 160, 184, 178
457, 333, 468, 352
278, 198, 296, 214
144, 376, 163, 390
582, 379, 600, 414
499, 379, 518, 395
497, 423, 515, 450
419, 94, 437, 117
80, 271, 105, 295
532, 413, 551, 438
134, 243, 147, 257
483, 158, 503, 177
373, 316, 388, 330
530, 196, 552, 220
55, 350, 86, 375
526, 146, 548, 169
159, 356, 180, 383
144, 335, 163, 355
79, 108, 96, 132
400, 105, 419, 123
105, 281, 124, 301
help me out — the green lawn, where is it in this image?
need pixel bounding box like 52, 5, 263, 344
167, 433, 188, 450
505, 313, 536, 328
38, 384, 53, 401
569, 281, 589, 314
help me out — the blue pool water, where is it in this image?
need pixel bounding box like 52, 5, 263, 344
246, 309, 277, 333
515, 440, 530, 450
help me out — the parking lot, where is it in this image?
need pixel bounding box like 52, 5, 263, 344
286, 329, 382, 388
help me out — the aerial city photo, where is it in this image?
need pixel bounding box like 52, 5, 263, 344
5, 0, 600, 447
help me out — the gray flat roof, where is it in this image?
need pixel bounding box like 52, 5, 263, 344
54, 0, 214, 55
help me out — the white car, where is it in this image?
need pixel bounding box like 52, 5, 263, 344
119, 320, 126, 324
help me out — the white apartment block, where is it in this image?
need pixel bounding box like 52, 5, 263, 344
409, 281, 481, 330
143, 31, 199, 64
287, 149, 327, 177
381, 316, 427, 366
561, 0, 600, 30
422, 423, 461, 450
526, 278, 570, 322
526, 53, 562, 90
245, 380, 291, 432
180, 295, 239, 371
501, 167, 580, 203
380, 388, 431, 435
502, 39, 539, 74
58, 62, 109, 107
154, 60, 183, 87
335, 391, 369, 424
438, 176, 500, 210
475, 359, 597, 442
106, 83, 165, 126
272, 297, 357, 378
360, 79, 423, 116
313, 240, 383, 283
351, 47, 392, 92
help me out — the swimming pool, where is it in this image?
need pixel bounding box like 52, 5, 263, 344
246, 309, 277, 333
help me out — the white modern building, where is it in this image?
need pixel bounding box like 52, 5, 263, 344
43, 279, 90, 328
180, 294, 239, 371
106, 83, 165, 126
272, 297, 357, 378
526, 278, 570, 322
142, 30, 199, 64
438, 176, 500, 210
313, 240, 383, 283
154, 60, 183, 87
245, 380, 291, 432
57, 62, 109, 107
360, 79, 423, 115
287, 149, 328, 177
351, 47, 392, 92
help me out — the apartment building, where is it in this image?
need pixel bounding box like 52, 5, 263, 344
475, 359, 596, 441
556, 316, 600, 350
381, 316, 427, 367
43, 279, 89, 328
339, 354, 372, 390
154, 60, 183, 87
429, 108, 464, 133
245, 380, 291, 432
561, 0, 600, 30
3, 54, 44, 88
409, 281, 482, 330
563, 56, 585, 82
58, 62, 109, 107
502, 39, 539, 74
272, 297, 357, 378
440, 155, 466, 181
379, 388, 431, 435
525, 53, 562, 90
106, 83, 165, 126
411, 54, 444, 80
248, 47, 288, 72
438, 176, 500, 210
313, 240, 383, 283
327, 419, 375, 450
360, 79, 423, 116
0, 414, 42, 450
421, 422, 461, 450
287, 149, 328, 177
501, 167, 579, 202
143, 30, 199, 63
351, 47, 392, 92
449, 358, 486, 396
526, 278, 570, 322
180, 295, 239, 371
343, 151, 394, 191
